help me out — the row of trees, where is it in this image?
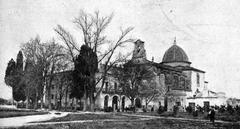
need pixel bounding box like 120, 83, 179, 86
4, 10, 136, 111
5, 38, 70, 109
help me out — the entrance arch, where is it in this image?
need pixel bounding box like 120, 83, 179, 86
135, 98, 141, 108
122, 96, 125, 112
112, 96, 118, 111
104, 95, 109, 108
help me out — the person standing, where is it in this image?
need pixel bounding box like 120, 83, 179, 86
209, 107, 215, 125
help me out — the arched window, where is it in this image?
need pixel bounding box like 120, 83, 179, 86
112, 96, 118, 110
173, 75, 179, 88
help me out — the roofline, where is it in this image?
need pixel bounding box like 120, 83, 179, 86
154, 63, 182, 73
173, 65, 205, 73
182, 67, 205, 73
187, 96, 218, 99
161, 61, 192, 64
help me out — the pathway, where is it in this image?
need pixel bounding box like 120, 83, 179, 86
0, 111, 68, 128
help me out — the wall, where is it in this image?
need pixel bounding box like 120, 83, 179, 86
186, 71, 205, 97
186, 97, 227, 107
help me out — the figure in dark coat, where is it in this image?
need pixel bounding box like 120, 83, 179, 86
209, 108, 215, 124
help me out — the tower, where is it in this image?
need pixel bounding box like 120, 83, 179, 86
132, 39, 147, 63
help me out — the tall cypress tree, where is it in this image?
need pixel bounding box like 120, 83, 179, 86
4, 58, 16, 87
4, 51, 26, 102
16, 51, 23, 72
14, 51, 26, 102
71, 45, 98, 110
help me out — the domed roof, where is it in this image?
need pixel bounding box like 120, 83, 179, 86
162, 40, 190, 63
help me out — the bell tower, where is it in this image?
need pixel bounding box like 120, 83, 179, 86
132, 39, 146, 60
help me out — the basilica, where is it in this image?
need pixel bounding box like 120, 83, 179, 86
95, 38, 227, 111
45, 38, 227, 112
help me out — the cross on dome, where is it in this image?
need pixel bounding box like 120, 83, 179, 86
173, 37, 177, 45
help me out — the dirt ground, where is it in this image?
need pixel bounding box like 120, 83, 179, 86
5, 113, 240, 129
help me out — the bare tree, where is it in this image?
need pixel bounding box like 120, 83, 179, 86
43, 40, 71, 110
139, 78, 160, 107
54, 10, 134, 111
21, 36, 68, 109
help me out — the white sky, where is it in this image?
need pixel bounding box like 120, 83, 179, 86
1, 0, 240, 99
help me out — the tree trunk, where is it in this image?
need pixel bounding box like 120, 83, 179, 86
74, 99, 78, 111
34, 91, 38, 109
130, 98, 135, 113
90, 96, 95, 112
83, 92, 88, 111
16, 102, 18, 108
47, 86, 52, 110
47, 65, 55, 110
64, 88, 68, 111
26, 88, 29, 109
59, 95, 62, 110
26, 97, 29, 109
89, 75, 95, 112
71, 98, 74, 110
40, 94, 43, 109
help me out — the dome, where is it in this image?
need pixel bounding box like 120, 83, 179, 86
162, 43, 190, 63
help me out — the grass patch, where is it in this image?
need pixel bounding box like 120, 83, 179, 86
130, 111, 240, 122
215, 112, 240, 122
0, 108, 48, 118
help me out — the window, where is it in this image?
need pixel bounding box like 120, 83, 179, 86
51, 85, 54, 90
204, 101, 210, 109
196, 73, 200, 85
180, 77, 185, 88
173, 75, 179, 88
51, 94, 54, 99
189, 102, 195, 109
105, 82, 108, 92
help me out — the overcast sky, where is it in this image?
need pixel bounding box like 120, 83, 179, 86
1, 0, 240, 99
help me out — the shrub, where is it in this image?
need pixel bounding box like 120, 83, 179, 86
104, 106, 113, 112
142, 108, 147, 112
227, 104, 234, 115
218, 105, 226, 113
234, 105, 240, 115
157, 105, 164, 114
173, 105, 179, 116
186, 106, 193, 114
192, 110, 198, 117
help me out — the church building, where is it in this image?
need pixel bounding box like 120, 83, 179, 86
45, 38, 227, 112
